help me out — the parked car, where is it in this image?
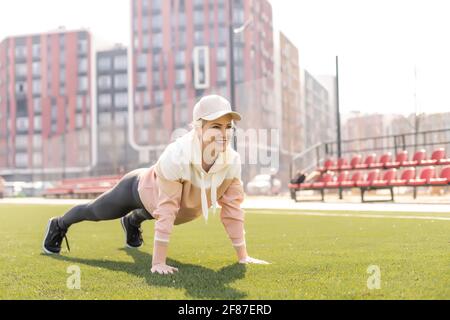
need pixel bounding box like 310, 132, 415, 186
246, 174, 281, 196
3, 181, 54, 197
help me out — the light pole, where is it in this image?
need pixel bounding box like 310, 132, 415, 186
228, 0, 236, 112
228, 0, 252, 150
336, 56, 343, 200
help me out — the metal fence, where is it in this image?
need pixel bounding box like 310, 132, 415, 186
291, 128, 450, 177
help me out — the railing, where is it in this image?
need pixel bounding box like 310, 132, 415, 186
290, 128, 450, 177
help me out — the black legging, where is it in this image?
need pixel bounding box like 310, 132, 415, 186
58, 168, 154, 230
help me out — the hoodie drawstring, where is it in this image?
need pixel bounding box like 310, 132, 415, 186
211, 173, 217, 217
200, 172, 209, 222
200, 171, 218, 223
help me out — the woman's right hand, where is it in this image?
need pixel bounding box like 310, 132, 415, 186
151, 263, 179, 275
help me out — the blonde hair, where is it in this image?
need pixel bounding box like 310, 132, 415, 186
190, 119, 206, 130
190, 119, 236, 130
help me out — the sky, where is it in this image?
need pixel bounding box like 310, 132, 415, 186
1, 0, 449, 115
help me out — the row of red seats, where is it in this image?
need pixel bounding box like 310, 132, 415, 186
43, 175, 122, 199
290, 166, 450, 190
289, 166, 450, 202
318, 148, 450, 172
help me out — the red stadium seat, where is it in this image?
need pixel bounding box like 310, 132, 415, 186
370, 152, 392, 169
429, 167, 450, 185
300, 183, 313, 189
340, 154, 362, 170
356, 170, 380, 187
341, 172, 362, 188
389, 168, 416, 186
420, 148, 445, 166
318, 159, 334, 172
403, 149, 426, 167
385, 150, 409, 169
407, 166, 435, 186
312, 173, 334, 189
288, 183, 299, 189
437, 148, 450, 165
372, 169, 397, 187
325, 171, 349, 188
330, 158, 348, 171
355, 153, 377, 169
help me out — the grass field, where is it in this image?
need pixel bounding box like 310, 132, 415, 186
0, 203, 449, 300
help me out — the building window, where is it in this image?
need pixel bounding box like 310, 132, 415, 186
115, 92, 128, 108
78, 39, 89, 55
175, 69, 186, 86
218, 27, 228, 43
32, 43, 41, 58
114, 74, 128, 89
137, 72, 147, 88
175, 51, 185, 65
76, 95, 84, 111
33, 134, 42, 149
15, 135, 28, 148
100, 130, 112, 144
16, 153, 28, 167
137, 53, 147, 69
115, 111, 128, 127
194, 31, 204, 45
152, 70, 160, 86
32, 62, 41, 76
32, 80, 41, 95
15, 82, 27, 95
114, 55, 127, 70
78, 58, 88, 73
154, 90, 163, 105
16, 118, 29, 131
33, 152, 42, 167
34, 116, 42, 131
75, 114, 83, 129
217, 46, 227, 62
78, 76, 88, 92
99, 94, 112, 108
15, 45, 26, 59
217, 66, 227, 82
152, 33, 163, 49
15, 64, 27, 78
98, 75, 112, 90
98, 57, 111, 71
194, 9, 204, 25
99, 113, 112, 126
152, 14, 162, 30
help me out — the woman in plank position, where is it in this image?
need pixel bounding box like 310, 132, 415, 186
43, 95, 269, 275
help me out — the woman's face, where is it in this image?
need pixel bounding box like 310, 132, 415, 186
200, 114, 234, 160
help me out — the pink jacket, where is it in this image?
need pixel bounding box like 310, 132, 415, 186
137, 129, 246, 248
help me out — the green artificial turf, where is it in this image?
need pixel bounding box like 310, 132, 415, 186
0, 203, 449, 300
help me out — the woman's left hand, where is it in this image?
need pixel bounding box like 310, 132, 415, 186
239, 256, 270, 265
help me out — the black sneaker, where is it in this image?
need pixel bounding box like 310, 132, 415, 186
42, 217, 70, 255
121, 216, 143, 248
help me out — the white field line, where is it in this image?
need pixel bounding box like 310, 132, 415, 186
249, 210, 450, 221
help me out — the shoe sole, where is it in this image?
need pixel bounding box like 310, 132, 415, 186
120, 217, 142, 249
42, 217, 60, 255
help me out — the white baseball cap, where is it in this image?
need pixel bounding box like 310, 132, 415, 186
193, 95, 242, 122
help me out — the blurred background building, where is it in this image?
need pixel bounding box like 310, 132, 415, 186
130, 0, 275, 183
96, 45, 139, 175
0, 29, 93, 182
0, 0, 350, 192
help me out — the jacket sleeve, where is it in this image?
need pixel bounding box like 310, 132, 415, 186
218, 177, 246, 248
152, 143, 183, 243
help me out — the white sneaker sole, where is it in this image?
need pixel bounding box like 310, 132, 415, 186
120, 216, 142, 249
